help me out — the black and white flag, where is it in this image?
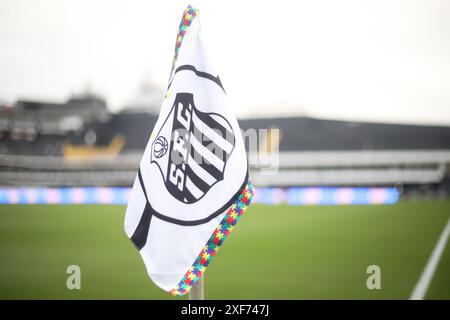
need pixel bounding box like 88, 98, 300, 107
124, 6, 253, 295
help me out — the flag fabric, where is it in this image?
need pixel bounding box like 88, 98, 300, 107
124, 5, 254, 296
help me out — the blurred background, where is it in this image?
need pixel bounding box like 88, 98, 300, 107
0, 0, 449, 299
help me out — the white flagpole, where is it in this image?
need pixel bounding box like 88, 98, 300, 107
189, 275, 204, 300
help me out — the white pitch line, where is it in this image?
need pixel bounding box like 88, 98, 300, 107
409, 216, 450, 300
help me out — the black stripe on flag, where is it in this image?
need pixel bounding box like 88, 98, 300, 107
194, 108, 233, 141
183, 188, 198, 203
168, 64, 225, 92
130, 202, 152, 251
190, 146, 223, 181
185, 165, 210, 193
130, 170, 153, 250
192, 123, 226, 162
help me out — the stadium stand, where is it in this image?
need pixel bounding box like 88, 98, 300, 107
1, 96, 449, 197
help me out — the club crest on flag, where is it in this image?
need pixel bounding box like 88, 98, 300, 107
151, 92, 235, 204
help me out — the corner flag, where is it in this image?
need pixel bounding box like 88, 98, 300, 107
124, 5, 254, 296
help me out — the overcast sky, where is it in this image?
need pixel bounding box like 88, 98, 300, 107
0, 0, 449, 125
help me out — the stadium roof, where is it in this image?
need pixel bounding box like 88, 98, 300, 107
240, 116, 450, 151
89, 113, 450, 151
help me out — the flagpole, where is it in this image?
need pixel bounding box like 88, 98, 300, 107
189, 275, 204, 300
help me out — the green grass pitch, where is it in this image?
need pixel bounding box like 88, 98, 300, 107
0, 202, 449, 299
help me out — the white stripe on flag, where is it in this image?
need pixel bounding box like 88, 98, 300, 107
188, 155, 217, 186
193, 112, 233, 154
185, 176, 204, 199
189, 133, 225, 171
